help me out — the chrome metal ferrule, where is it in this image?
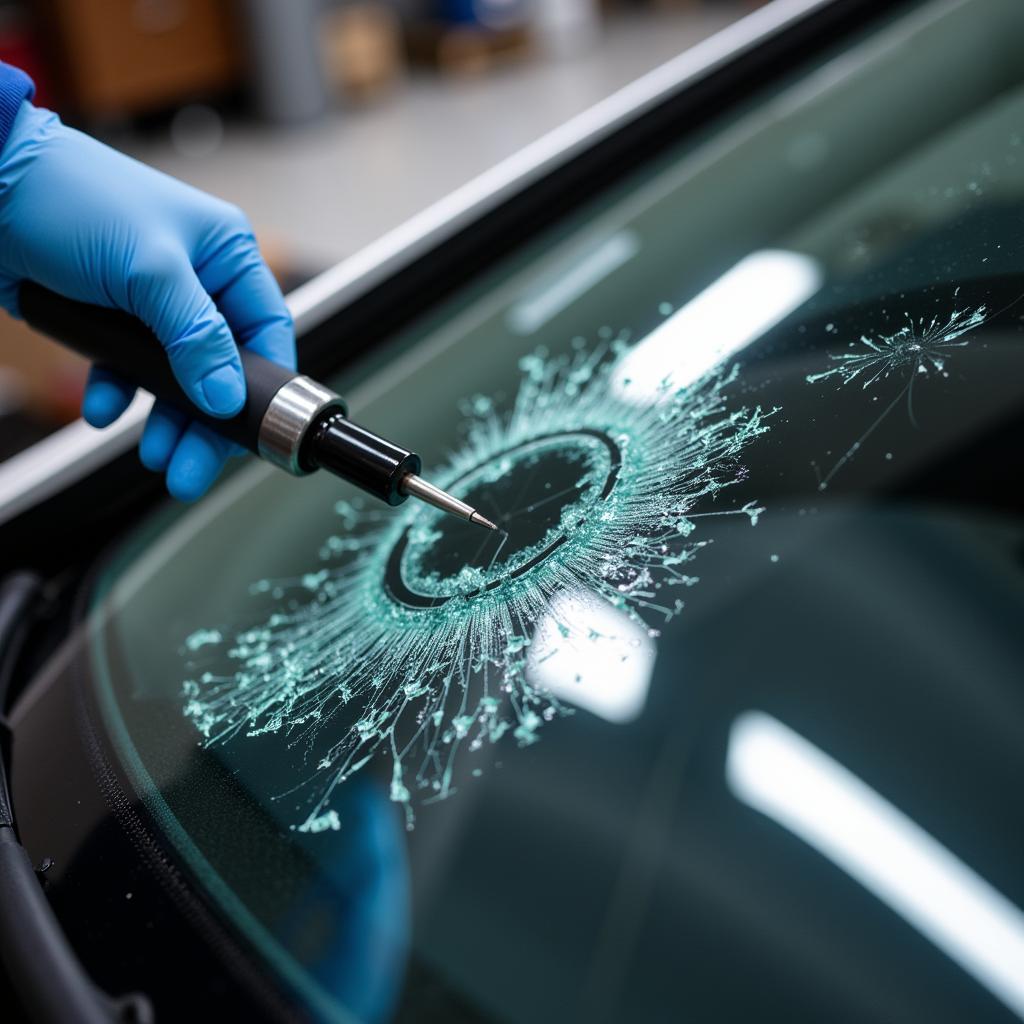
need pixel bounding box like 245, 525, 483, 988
257, 376, 346, 475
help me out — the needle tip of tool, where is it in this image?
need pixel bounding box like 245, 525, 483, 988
470, 511, 499, 531
401, 474, 500, 530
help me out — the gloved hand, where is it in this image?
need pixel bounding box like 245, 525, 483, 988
0, 101, 296, 500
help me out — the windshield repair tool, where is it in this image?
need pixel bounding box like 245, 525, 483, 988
19, 282, 497, 531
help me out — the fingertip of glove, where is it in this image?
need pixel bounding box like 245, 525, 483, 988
199, 364, 245, 417
166, 470, 207, 504
82, 387, 121, 428
139, 435, 170, 473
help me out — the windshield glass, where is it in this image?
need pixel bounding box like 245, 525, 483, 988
88, 1, 1024, 1020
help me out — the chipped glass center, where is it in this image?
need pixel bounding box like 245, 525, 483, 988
387, 431, 620, 606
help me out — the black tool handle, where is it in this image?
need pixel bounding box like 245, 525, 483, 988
19, 280, 297, 453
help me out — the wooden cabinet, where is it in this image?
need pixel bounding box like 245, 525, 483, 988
37, 0, 240, 117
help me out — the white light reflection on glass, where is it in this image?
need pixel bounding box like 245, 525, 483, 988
727, 711, 1024, 1019
612, 249, 821, 401
526, 588, 655, 724
506, 231, 641, 335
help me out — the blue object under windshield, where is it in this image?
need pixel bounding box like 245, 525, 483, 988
89, 2, 1024, 1021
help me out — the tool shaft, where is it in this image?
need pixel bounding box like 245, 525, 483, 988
19, 282, 497, 530
20, 281, 304, 458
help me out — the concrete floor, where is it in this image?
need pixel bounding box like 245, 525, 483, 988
118, 7, 744, 273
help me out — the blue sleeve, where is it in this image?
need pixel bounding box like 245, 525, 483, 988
0, 63, 35, 154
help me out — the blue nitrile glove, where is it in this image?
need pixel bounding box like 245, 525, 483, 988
0, 101, 296, 501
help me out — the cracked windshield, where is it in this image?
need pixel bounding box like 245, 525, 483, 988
88, 2, 1024, 1022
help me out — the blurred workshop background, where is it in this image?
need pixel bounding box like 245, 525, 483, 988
0, 0, 757, 459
